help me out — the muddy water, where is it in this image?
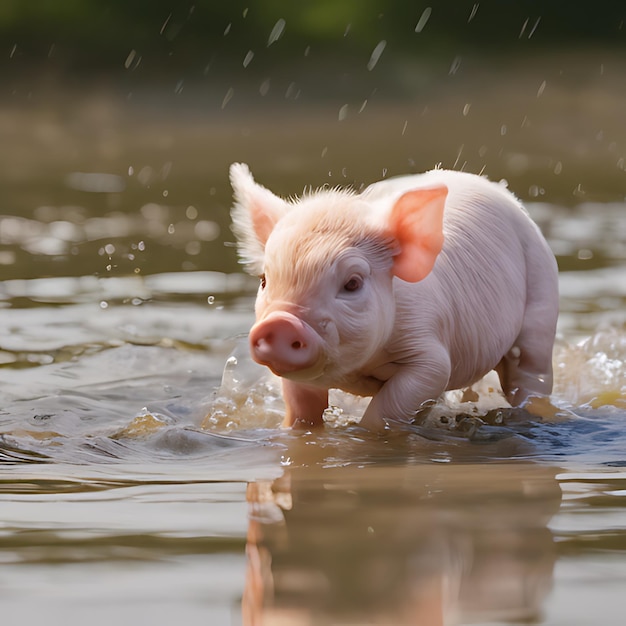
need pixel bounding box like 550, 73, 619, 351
2, 56, 626, 625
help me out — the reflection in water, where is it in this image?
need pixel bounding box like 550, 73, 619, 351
244, 458, 560, 626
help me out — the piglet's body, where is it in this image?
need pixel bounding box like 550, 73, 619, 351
230, 164, 558, 430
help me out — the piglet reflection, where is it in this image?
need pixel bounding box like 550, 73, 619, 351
243, 457, 560, 626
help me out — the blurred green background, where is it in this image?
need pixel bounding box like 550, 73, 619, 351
3, 1, 625, 94
1, 1, 625, 280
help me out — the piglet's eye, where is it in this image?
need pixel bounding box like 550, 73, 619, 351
343, 276, 363, 292
260, 274, 266, 289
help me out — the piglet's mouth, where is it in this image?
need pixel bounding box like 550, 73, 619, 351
249, 312, 326, 380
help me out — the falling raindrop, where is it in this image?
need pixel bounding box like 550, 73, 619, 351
285, 82, 298, 99
160, 13, 172, 35
338, 104, 349, 121
462, 103, 471, 116
268, 18, 286, 46
124, 50, 137, 69
468, 3, 479, 22
243, 50, 254, 68
260, 78, 270, 96
449, 56, 462, 75
402, 120, 408, 135
222, 87, 234, 109
537, 80, 546, 97
367, 41, 386, 71
527, 17, 541, 39
415, 7, 432, 33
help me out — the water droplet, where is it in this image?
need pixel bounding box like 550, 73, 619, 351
321, 146, 328, 158
160, 13, 172, 36
527, 16, 541, 39
138, 241, 145, 252
359, 99, 368, 113
259, 78, 270, 96
554, 161, 563, 175
338, 104, 349, 121
222, 87, 234, 109
462, 103, 471, 116
577, 248, 593, 260
207, 295, 215, 304
223, 23, 231, 36
100, 301, 109, 309
268, 18, 286, 46
186, 206, 198, 220
449, 56, 462, 75
162, 190, 169, 197
185, 241, 201, 255
243, 50, 254, 68
537, 80, 546, 97
500, 124, 507, 136
367, 40, 386, 71
402, 120, 408, 135
168, 224, 175, 235
415, 7, 432, 33
124, 49, 137, 70
128, 165, 134, 176
468, 3, 479, 22
104, 243, 115, 255
285, 82, 298, 99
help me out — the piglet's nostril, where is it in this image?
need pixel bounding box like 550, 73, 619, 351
291, 340, 303, 350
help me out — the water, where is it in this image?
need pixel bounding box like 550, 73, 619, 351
2, 59, 626, 624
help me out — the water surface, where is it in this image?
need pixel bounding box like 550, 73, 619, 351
2, 61, 626, 624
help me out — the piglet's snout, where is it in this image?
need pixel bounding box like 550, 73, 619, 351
250, 312, 322, 375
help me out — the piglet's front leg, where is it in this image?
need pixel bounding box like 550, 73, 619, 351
282, 379, 329, 429
358, 347, 452, 432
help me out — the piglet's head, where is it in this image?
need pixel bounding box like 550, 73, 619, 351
230, 163, 447, 382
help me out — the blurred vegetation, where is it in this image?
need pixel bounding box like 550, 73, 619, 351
2, 0, 624, 83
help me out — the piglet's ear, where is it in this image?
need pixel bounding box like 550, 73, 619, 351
387, 185, 447, 283
230, 163, 289, 274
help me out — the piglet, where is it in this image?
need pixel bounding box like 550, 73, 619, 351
230, 164, 558, 430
